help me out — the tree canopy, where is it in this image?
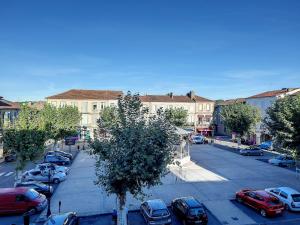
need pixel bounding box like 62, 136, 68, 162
264, 94, 300, 156
91, 92, 176, 225
220, 103, 261, 136
164, 107, 188, 127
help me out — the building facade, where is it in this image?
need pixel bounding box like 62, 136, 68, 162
46, 90, 122, 139
246, 88, 300, 144
46, 89, 215, 138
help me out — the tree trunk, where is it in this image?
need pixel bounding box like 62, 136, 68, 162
117, 193, 128, 225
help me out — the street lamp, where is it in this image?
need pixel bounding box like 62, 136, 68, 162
46, 169, 53, 217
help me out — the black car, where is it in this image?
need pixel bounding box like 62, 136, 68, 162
140, 199, 172, 225
171, 197, 208, 225
4, 152, 17, 162
15, 181, 53, 197
44, 155, 71, 166
45, 150, 73, 161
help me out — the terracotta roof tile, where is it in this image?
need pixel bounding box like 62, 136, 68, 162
0, 98, 20, 110
247, 88, 300, 99
46, 89, 123, 100
140, 95, 213, 103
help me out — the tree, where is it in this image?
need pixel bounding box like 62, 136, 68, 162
164, 107, 188, 127
90, 92, 176, 225
3, 105, 47, 181
264, 94, 300, 159
221, 103, 261, 139
97, 106, 118, 136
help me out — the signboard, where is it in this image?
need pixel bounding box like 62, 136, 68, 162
65, 137, 77, 146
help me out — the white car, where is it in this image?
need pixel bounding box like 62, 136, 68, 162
22, 169, 67, 184
265, 187, 300, 211
35, 163, 70, 175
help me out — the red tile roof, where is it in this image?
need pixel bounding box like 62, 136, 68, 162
0, 98, 20, 110
140, 95, 213, 103
247, 88, 300, 99
46, 89, 123, 100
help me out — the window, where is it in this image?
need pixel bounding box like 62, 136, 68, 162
82, 102, 88, 113
207, 104, 210, 111
206, 117, 211, 123
82, 114, 88, 125
280, 191, 288, 199
92, 102, 97, 111
199, 104, 203, 111
60, 101, 66, 107
100, 102, 105, 110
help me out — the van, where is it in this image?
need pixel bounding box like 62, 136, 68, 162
0, 187, 47, 215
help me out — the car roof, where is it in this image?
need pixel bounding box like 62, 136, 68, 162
180, 197, 202, 208
44, 212, 76, 225
254, 190, 275, 199
0, 187, 28, 195
277, 187, 300, 194
146, 199, 167, 210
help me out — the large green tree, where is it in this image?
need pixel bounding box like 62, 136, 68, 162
90, 92, 176, 225
164, 107, 188, 127
221, 103, 261, 138
264, 94, 300, 158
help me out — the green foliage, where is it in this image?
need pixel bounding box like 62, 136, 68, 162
91, 92, 176, 203
3, 129, 46, 170
99, 106, 118, 130
221, 103, 261, 136
164, 107, 188, 127
264, 94, 300, 156
15, 105, 43, 130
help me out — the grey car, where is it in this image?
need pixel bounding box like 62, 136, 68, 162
140, 199, 172, 225
240, 147, 264, 156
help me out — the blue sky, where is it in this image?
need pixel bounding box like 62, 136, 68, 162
0, 0, 300, 101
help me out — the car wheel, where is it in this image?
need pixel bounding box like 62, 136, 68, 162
237, 197, 243, 203
260, 209, 267, 217
53, 178, 60, 184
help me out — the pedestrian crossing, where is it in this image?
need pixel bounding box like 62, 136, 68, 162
0, 171, 14, 177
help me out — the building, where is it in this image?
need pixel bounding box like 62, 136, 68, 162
47, 89, 215, 138
246, 88, 300, 144
140, 91, 215, 135
46, 89, 123, 139
213, 98, 246, 136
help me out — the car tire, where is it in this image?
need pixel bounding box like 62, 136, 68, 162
53, 178, 60, 184
237, 197, 243, 203
260, 209, 267, 217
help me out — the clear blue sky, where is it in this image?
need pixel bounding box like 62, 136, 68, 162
0, 0, 300, 101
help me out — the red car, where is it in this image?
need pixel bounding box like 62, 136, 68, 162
236, 189, 284, 217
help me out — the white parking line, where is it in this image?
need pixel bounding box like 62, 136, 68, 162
4, 172, 14, 177
0, 172, 5, 176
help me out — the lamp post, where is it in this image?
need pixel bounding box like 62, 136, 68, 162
46, 170, 53, 217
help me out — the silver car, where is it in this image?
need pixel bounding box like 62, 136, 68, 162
22, 169, 67, 184
35, 163, 70, 175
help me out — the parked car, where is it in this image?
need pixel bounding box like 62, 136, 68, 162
44, 154, 71, 166
171, 196, 208, 225
140, 199, 172, 225
22, 169, 67, 184
15, 181, 53, 197
268, 155, 295, 167
236, 189, 284, 217
265, 187, 300, 211
0, 187, 47, 215
239, 147, 264, 156
4, 152, 17, 162
192, 136, 205, 144
43, 212, 79, 225
45, 150, 73, 160
260, 141, 272, 150
35, 163, 70, 175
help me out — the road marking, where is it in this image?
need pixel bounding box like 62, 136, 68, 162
4, 172, 14, 177
0, 172, 5, 176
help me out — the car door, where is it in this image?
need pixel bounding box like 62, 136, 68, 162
176, 200, 187, 218
14, 194, 28, 213
244, 192, 256, 208
278, 191, 289, 205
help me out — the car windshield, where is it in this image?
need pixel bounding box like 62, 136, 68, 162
25, 189, 40, 200
292, 194, 300, 202
152, 209, 169, 217
189, 207, 205, 216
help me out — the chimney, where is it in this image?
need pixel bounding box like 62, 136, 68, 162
187, 90, 195, 100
